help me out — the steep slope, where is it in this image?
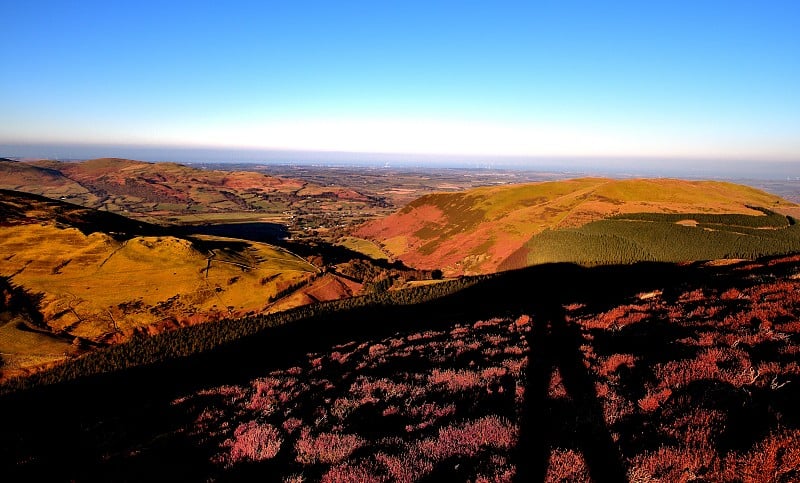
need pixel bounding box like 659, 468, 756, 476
0, 188, 159, 236
0, 276, 78, 380
0, 190, 319, 375
355, 178, 798, 275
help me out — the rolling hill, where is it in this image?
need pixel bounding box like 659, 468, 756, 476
0, 190, 322, 377
3, 168, 800, 480
0, 158, 95, 201
0, 157, 375, 226
355, 178, 800, 275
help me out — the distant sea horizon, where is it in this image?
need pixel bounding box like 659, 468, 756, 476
2, 142, 799, 181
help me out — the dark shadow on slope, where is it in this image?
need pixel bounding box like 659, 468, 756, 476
0, 258, 797, 481
172, 222, 412, 271
0, 189, 164, 240
510, 266, 637, 482
279, 238, 413, 270
171, 222, 290, 243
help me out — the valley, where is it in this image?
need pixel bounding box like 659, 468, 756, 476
4, 158, 516, 379
3, 158, 800, 379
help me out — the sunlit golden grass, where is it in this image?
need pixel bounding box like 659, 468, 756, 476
0, 224, 317, 346
0, 315, 76, 378
335, 236, 389, 260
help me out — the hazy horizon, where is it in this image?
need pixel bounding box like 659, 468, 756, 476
2, 1, 799, 164
3, 142, 800, 181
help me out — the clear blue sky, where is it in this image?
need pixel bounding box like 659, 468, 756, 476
2, 0, 799, 161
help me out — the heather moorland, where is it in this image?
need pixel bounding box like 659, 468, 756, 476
3, 255, 799, 481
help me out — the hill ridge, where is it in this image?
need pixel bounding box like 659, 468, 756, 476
0, 157, 374, 226
356, 177, 798, 275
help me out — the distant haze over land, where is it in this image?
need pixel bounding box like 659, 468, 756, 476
3, 143, 799, 180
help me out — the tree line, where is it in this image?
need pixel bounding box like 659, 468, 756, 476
0, 275, 487, 395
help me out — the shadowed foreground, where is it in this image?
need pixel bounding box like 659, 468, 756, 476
2, 256, 800, 481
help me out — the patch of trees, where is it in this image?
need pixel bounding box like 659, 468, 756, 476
334, 259, 435, 288
521, 230, 655, 266
0, 275, 486, 396
267, 276, 313, 303
514, 214, 800, 267
611, 206, 789, 228
334, 259, 385, 282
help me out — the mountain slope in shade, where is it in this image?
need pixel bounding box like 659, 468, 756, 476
355, 178, 798, 275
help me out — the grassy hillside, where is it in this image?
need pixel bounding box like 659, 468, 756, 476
0, 159, 96, 202
0, 276, 78, 379
356, 178, 798, 275
0, 190, 320, 377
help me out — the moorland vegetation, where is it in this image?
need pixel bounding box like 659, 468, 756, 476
2, 256, 799, 481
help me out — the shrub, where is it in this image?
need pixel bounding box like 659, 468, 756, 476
226, 421, 283, 464
295, 429, 364, 465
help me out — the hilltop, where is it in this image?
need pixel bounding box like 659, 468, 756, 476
355, 178, 800, 275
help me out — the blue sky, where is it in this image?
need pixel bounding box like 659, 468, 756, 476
2, 0, 799, 161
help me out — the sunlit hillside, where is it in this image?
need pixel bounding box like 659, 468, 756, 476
0, 190, 319, 377
356, 178, 799, 275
